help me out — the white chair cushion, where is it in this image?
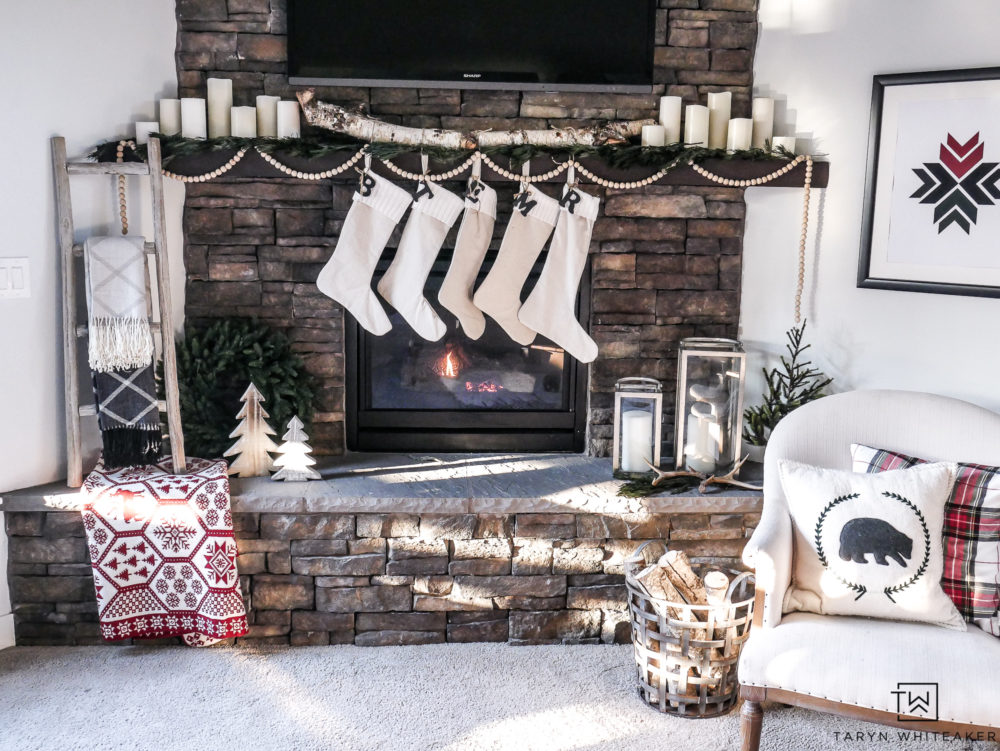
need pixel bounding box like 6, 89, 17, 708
739, 612, 1000, 727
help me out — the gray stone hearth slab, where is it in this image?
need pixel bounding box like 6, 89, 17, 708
0, 453, 762, 514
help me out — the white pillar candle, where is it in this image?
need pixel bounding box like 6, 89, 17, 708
134, 121, 159, 146
751, 97, 775, 149
726, 118, 753, 152
772, 136, 797, 155
706, 91, 732, 150
684, 402, 719, 474
206, 78, 233, 138
180, 97, 207, 139
158, 99, 181, 136
256, 95, 280, 138
277, 100, 301, 138
231, 106, 258, 138
683, 104, 710, 148
620, 409, 654, 474
658, 95, 683, 144
641, 124, 666, 147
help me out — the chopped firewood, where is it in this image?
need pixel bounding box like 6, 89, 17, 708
658, 550, 709, 612
297, 90, 654, 149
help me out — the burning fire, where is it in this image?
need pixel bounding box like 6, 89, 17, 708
435, 350, 461, 378
466, 380, 503, 394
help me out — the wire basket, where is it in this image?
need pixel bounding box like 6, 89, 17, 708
624, 541, 755, 717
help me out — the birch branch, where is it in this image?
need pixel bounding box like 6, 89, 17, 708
297, 90, 654, 149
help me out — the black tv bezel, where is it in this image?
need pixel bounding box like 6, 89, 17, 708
286, 0, 657, 94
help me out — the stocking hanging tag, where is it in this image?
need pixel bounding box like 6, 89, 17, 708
560, 163, 582, 214
413, 153, 432, 202
513, 161, 538, 217
467, 154, 484, 204
357, 152, 376, 197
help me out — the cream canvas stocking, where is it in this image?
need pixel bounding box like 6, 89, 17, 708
518, 184, 600, 363
316, 169, 411, 336
472, 184, 559, 345
377, 180, 464, 341
438, 176, 497, 340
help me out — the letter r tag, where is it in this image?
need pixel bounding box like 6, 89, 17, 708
560, 189, 582, 214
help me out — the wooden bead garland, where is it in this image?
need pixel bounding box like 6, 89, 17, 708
115, 140, 136, 235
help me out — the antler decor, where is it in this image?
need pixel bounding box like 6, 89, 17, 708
645, 455, 763, 494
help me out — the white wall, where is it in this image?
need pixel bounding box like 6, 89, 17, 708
742, 0, 1000, 415
0, 1, 178, 648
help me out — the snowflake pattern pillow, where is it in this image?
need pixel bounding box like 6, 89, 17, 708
779, 459, 966, 630
852, 444, 1000, 637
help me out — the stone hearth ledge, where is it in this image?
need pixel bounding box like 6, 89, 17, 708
0, 453, 762, 515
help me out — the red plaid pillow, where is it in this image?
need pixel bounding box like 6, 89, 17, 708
852, 444, 1000, 637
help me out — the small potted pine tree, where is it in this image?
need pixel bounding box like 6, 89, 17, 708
743, 321, 832, 462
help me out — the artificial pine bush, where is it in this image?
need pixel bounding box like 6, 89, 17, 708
743, 321, 832, 447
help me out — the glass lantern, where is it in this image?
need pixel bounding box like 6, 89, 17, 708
612, 377, 663, 478
674, 338, 747, 475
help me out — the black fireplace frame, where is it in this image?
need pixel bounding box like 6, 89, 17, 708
345, 257, 590, 453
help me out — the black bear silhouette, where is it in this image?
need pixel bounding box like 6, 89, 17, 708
838, 517, 912, 566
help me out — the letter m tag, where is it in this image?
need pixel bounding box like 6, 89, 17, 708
513, 191, 537, 217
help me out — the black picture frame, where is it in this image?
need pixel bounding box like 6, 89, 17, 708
858, 66, 1000, 298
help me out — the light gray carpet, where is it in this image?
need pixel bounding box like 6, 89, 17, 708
0, 644, 993, 751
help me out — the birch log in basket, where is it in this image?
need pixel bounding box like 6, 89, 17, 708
624, 541, 755, 718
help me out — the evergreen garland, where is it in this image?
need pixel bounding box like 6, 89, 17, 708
617, 474, 703, 498
92, 132, 798, 172
159, 318, 315, 460
743, 320, 833, 447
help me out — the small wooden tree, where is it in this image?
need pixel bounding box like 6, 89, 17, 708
271, 416, 321, 482
224, 383, 279, 477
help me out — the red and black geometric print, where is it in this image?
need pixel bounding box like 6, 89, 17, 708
81, 457, 248, 646
910, 132, 1000, 233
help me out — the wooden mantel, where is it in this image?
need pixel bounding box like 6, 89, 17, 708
163, 147, 828, 188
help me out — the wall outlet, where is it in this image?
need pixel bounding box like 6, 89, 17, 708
0, 257, 30, 299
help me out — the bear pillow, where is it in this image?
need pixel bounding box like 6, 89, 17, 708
779, 459, 966, 630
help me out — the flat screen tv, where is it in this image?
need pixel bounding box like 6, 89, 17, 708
287, 1, 656, 93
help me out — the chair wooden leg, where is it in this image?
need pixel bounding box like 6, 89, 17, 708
740, 700, 764, 751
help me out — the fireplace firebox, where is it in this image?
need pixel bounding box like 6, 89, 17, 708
346, 249, 589, 452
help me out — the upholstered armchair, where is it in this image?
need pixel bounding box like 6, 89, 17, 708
737, 390, 1000, 750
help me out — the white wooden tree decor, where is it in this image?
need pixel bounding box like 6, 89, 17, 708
271, 415, 321, 482
224, 382, 279, 478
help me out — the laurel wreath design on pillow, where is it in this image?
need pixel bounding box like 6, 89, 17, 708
814, 491, 930, 603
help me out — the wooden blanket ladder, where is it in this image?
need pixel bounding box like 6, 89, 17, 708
51, 136, 186, 487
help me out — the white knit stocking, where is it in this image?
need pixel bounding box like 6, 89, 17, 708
316, 171, 411, 336
518, 187, 600, 363
438, 179, 497, 340
377, 181, 464, 342
472, 186, 559, 345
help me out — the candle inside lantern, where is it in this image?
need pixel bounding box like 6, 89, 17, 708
134, 121, 159, 146
706, 91, 731, 150
620, 409, 654, 474
658, 96, 682, 144
256, 95, 280, 138
683, 104, 710, 148
772, 136, 797, 154
158, 99, 181, 136
181, 98, 207, 139
277, 100, 301, 138
641, 124, 666, 147
231, 106, 258, 138
726, 118, 753, 151
207, 78, 233, 138
751, 97, 774, 149
685, 401, 720, 474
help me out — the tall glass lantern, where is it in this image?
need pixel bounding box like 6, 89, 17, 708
674, 339, 747, 474
613, 377, 663, 478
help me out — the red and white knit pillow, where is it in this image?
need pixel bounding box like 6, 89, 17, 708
852, 444, 1000, 637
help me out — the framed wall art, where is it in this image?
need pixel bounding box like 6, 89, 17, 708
858, 67, 1000, 298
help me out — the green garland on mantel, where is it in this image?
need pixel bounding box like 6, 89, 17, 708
92, 132, 800, 172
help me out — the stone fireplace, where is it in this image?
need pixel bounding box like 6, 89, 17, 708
177, 0, 758, 459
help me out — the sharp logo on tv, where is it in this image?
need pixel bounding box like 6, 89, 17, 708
463, 73, 483, 79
